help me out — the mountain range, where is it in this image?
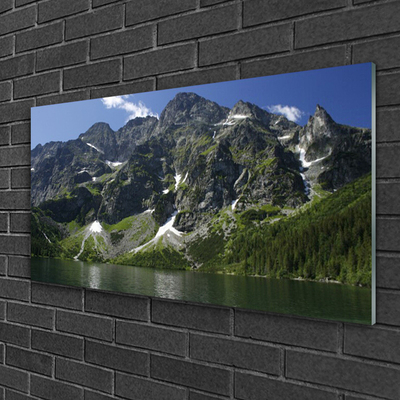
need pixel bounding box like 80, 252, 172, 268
31, 92, 372, 284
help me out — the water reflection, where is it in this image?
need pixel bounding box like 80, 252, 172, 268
31, 258, 372, 324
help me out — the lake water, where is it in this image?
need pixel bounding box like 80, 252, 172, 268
31, 258, 372, 324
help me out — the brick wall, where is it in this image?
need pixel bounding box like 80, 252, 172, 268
0, 0, 399, 399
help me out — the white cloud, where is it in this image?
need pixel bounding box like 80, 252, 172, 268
101, 95, 158, 121
266, 104, 304, 123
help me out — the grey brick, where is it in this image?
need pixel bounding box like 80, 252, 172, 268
84, 391, 114, 400
0, 36, 13, 59
16, 23, 63, 53
32, 282, 83, 310
152, 299, 231, 334
8, 302, 54, 329
14, 71, 60, 99
235, 372, 337, 400
6, 346, 53, 376
0, 365, 28, 393
10, 213, 30, 233
190, 334, 280, 374
0, 235, 30, 255
377, 218, 400, 252
377, 146, 400, 178
57, 309, 113, 341
38, 0, 90, 23
11, 167, 32, 188
37, 41, 88, 72
345, 325, 400, 363
158, 65, 237, 90
91, 25, 153, 60
201, 0, 226, 6
66, 5, 123, 40
116, 373, 186, 400
0, 255, 6, 275
0, 278, 29, 300
286, 350, 400, 400
0, 82, 11, 102
235, 309, 338, 351
85, 340, 148, 375
344, 395, 373, 400
376, 289, 400, 326
199, 24, 291, 66
11, 124, 30, 145
0, 100, 34, 124
91, 79, 154, 99
56, 358, 113, 393
0, 190, 29, 209
124, 43, 196, 80
0, 213, 7, 232
0, 6, 35, 35
0, 0, 12, 14
376, 255, 400, 290
93, 0, 119, 7
244, 0, 346, 27
37, 90, 89, 107
32, 329, 84, 360
353, 0, 374, 3
295, 2, 400, 49
377, 182, 400, 215
116, 321, 186, 356
85, 289, 149, 320
126, 0, 197, 26
0, 54, 34, 81
3, 389, 31, 400
354, 36, 400, 71
151, 355, 230, 396
0, 170, 9, 189
377, 72, 400, 107
31, 375, 83, 400
0, 301, 5, 319
0, 126, 10, 146
0, 322, 29, 347
158, 5, 238, 45
241, 46, 346, 79
189, 392, 221, 400
377, 108, 400, 143
64, 60, 121, 90
16, 0, 36, 5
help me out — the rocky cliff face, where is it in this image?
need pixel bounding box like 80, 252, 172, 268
31, 93, 371, 264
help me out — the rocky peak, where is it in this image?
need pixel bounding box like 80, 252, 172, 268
155, 92, 229, 132
300, 104, 338, 149
229, 100, 271, 125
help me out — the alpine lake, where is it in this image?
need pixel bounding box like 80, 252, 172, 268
31, 257, 372, 324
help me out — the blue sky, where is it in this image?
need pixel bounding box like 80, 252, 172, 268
31, 63, 373, 149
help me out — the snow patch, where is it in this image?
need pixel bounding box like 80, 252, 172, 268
92, 177, 97, 182
231, 114, 248, 119
174, 173, 182, 191
163, 189, 169, 194
231, 199, 239, 210
298, 145, 329, 168
86, 143, 103, 153
278, 135, 291, 140
90, 220, 103, 233
31, 168, 34, 172
106, 160, 123, 168
42, 232, 51, 244
131, 211, 183, 253
144, 209, 154, 214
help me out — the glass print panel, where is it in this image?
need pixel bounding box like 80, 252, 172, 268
31, 63, 376, 324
